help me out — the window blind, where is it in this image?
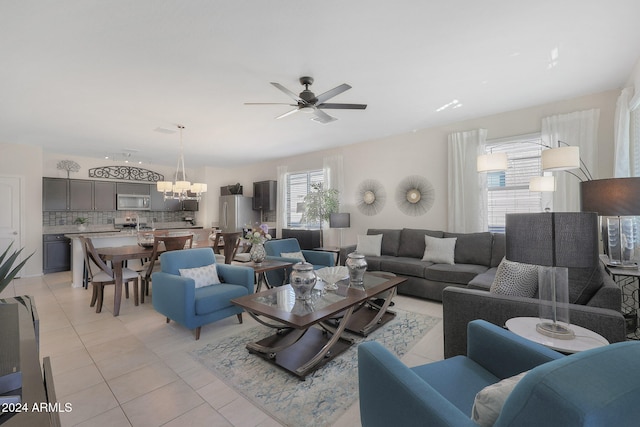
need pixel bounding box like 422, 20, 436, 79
286, 169, 324, 228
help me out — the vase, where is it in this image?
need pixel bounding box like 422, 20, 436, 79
250, 242, 266, 264
346, 251, 367, 287
290, 262, 317, 300
77, 224, 87, 232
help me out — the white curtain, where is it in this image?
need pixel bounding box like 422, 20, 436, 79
275, 165, 288, 238
541, 109, 599, 212
323, 154, 344, 196
614, 87, 634, 177
447, 129, 488, 232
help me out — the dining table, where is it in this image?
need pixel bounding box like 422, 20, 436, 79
97, 240, 214, 316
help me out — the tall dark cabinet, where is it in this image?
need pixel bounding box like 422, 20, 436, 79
253, 180, 277, 211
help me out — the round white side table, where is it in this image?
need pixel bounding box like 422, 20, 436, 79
505, 317, 609, 353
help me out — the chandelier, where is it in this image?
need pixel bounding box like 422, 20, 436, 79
156, 125, 207, 201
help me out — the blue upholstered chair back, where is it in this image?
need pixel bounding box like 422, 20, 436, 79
264, 238, 301, 257
160, 248, 216, 275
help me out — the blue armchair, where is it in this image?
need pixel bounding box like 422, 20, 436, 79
151, 248, 254, 340
359, 319, 640, 427
263, 238, 335, 286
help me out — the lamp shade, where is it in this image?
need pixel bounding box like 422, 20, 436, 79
157, 181, 173, 192
329, 212, 350, 228
580, 178, 640, 216
529, 176, 556, 192
541, 146, 580, 171
477, 152, 508, 172
505, 212, 598, 268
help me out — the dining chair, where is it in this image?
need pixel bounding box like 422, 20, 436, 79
79, 236, 140, 313
140, 234, 193, 303
220, 231, 242, 264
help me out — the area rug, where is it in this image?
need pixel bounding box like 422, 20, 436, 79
189, 309, 440, 427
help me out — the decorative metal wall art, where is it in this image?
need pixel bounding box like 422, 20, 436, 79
88, 166, 164, 182
395, 175, 435, 216
356, 179, 386, 216
57, 160, 80, 178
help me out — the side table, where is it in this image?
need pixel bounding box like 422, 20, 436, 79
600, 254, 640, 339
313, 246, 341, 265
505, 317, 608, 353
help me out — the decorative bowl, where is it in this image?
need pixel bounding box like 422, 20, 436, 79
316, 266, 349, 291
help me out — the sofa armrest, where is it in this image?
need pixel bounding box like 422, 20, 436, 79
467, 320, 562, 379
301, 250, 335, 267
151, 272, 196, 324
442, 287, 626, 358
358, 341, 476, 427
216, 264, 255, 294
339, 245, 357, 266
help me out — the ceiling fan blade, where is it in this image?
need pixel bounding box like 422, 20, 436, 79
311, 109, 337, 124
244, 102, 297, 106
316, 103, 367, 110
314, 83, 352, 104
271, 82, 305, 103
276, 108, 300, 120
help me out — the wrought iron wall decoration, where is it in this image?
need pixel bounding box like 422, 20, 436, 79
395, 175, 435, 216
88, 166, 164, 182
356, 179, 386, 216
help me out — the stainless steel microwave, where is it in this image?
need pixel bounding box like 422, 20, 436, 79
117, 194, 150, 210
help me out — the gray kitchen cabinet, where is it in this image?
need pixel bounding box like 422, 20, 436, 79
43, 178, 68, 211
94, 181, 116, 210
69, 180, 94, 210
116, 182, 150, 195
150, 185, 182, 211
253, 180, 277, 211
43, 234, 71, 273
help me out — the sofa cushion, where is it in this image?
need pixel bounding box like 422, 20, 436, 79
368, 229, 402, 256
357, 234, 383, 256
380, 257, 431, 277
422, 235, 457, 265
490, 233, 506, 267
398, 228, 445, 258
280, 251, 306, 262
468, 267, 498, 291
424, 264, 489, 285
490, 258, 538, 298
179, 264, 220, 288
194, 283, 249, 315
363, 256, 383, 272
444, 232, 493, 266
569, 266, 603, 304
472, 371, 528, 427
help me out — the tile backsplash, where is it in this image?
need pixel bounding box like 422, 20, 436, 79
42, 210, 195, 227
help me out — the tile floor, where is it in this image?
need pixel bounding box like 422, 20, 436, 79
1, 272, 444, 427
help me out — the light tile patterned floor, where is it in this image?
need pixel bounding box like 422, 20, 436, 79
1, 272, 444, 426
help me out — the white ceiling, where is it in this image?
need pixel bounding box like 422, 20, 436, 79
2, 1, 640, 168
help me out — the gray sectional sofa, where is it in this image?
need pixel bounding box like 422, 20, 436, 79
339, 228, 626, 355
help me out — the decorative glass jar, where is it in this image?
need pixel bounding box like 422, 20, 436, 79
346, 251, 367, 286
250, 242, 266, 264
290, 262, 317, 300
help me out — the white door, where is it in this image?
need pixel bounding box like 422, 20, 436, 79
0, 176, 22, 267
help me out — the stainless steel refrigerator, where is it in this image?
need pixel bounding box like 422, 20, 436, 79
219, 195, 259, 232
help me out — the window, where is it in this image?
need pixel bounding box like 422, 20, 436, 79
285, 169, 324, 228
485, 134, 550, 233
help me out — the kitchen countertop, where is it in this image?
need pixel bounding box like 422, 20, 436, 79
44, 222, 203, 235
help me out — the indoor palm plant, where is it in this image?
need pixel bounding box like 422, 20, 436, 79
0, 242, 34, 294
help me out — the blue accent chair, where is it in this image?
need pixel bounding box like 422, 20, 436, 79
151, 248, 254, 340
263, 238, 335, 286
358, 319, 640, 426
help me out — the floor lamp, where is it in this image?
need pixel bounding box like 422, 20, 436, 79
329, 213, 350, 248
506, 212, 599, 339
580, 178, 640, 266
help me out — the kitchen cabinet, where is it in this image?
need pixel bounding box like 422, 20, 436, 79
69, 180, 94, 210
43, 178, 68, 211
150, 186, 182, 211
253, 180, 277, 211
94, 181, 117, 210
116, 182, 150, 195
43, 234, 71, 273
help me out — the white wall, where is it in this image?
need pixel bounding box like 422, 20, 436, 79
0, 142, 43, 276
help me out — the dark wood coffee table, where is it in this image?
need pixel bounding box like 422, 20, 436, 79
231, 272, 406, 379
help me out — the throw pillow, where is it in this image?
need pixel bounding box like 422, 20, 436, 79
421, 235, 457, 264
356, 234, 383, 257
490, 258, 538, 297
472, 371, 528, 427
281, 251, 306, 262
179, 264, 221, 289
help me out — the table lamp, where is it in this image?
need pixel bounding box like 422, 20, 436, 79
329, 213, 350, 248
505, 212, 598, 339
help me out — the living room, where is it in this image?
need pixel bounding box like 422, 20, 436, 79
2, 1, 640, 426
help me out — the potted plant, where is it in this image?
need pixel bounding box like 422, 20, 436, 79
0, 242, 34, 294
74, 217, 89, 231
302, 183, 339, 246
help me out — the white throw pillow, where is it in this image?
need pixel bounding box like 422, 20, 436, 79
472, 371, 528, 427
490, 258, 538, 298
421, 235, 457, 264
179, 264, 221, 288
356, 234, 383, 257
281, 251, 306, 262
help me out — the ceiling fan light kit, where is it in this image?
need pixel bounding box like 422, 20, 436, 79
245, 76, 367, 124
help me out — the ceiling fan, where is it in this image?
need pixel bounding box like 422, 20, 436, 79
245, 76, 367, 124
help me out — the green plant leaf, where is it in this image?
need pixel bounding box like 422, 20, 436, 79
0, 242, 35, 293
